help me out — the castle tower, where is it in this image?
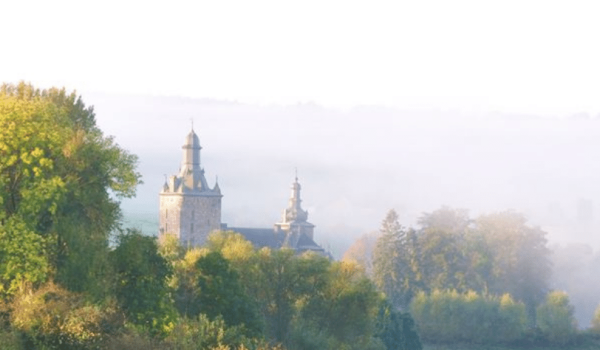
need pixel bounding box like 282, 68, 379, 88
274, 175, 315, 248
159, 129, 222, 246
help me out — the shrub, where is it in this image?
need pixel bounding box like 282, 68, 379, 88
9, 282, 120, 349
410, 289, 526, 344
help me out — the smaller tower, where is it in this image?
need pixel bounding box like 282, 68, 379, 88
274, 175, 315, 248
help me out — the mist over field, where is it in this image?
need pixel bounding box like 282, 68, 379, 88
88, 93, 599, 248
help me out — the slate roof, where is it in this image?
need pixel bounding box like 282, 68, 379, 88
228, 227, 287, 249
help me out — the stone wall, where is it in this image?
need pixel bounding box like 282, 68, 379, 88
159, 193, 221, 246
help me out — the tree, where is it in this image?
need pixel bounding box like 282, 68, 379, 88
416, 207, 473, 293
111, 231, 174, 336
536, 291, 577, 345
196, 251, 262, 336
0, 82, 140, 299
476, 211, 551, 322
373, 209, 417, 309
253, 248, 310, 342
299, 260, 380, 346
342, 231, 379, 276
375, 300, 422, 350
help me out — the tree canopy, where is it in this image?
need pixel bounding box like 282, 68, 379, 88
0, 82, 141, 298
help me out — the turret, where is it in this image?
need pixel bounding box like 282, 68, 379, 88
283, 175, 309, 223
181, 130, 201, 173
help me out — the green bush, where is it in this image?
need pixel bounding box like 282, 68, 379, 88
410, 290, 526, 344
9, 282, 120, 349
164, 314, 269, 350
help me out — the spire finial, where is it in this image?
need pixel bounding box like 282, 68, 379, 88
191, 118, 194, 131
295, 167, 298, 182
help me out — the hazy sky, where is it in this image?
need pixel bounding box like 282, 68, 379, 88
4, 1, 600, 252
3, 0, 600, 115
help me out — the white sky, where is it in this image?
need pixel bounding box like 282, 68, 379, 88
2, 0, 600, 115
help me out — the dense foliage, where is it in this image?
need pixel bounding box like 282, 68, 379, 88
536, 291, 578, 345
0, 82, 140, 298
370, 207, 551, 323
410, 290, 527, 344
360, 207, 599, 347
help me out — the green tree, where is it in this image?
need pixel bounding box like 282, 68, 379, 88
253, 248, 309, 342
476, 211, 551, 322
536, 290, 577, 345
196, 251, 262, 336
375, 300, 422, 350
372, 209, 416, 310
0, 82, 140, 299
299, 260, 380, 347
416, 207, 472, 293
111, 231, 174, 336
342, 231, 379, 276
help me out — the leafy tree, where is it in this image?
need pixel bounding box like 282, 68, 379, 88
476, 211, 551, 322
342, 231, 379, 276
206, 230, 258, 297
416, 207, 473, 293
0, 82, 140, 299
536, 290, 577, 345
253, 248, 317, 342
299, 260, 380, 347
417, 207, 471, 235
111, 231, 174, 336
172, 247, 206, 318
196, 251, 262, 336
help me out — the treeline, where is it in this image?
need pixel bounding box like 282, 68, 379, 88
345, 207, 600, 346
1, 229, 423, 350
0, 83, 420, 349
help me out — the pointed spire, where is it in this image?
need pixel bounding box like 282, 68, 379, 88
214, 175, 221, 193
162, 174, 169, 192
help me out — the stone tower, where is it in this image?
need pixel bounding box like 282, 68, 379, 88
159, 129, 222, 246
274, 175, 315, 248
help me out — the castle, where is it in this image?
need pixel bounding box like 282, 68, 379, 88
159, 129, 326, 254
